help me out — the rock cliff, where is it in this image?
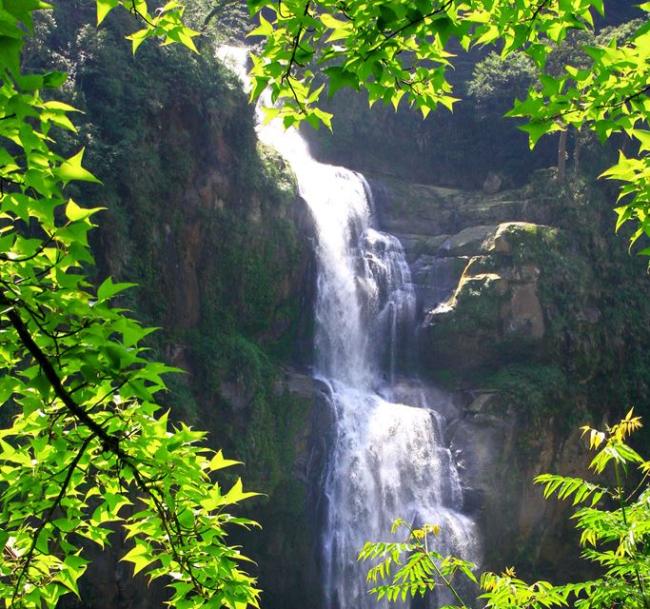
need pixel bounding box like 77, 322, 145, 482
36, 5, 322, 609
369, 169, 650, 579
33, 3, 650, 607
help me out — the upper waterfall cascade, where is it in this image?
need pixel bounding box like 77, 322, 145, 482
218, 46, 480, 609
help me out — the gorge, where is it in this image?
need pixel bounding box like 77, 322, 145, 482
219, 46, 479, 609
27, 5, 650, 609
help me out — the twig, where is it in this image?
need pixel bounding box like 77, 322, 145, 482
363, 0, 454, 60
0, 232, 56, 263
130, 0, 154, 27
0, 290, 209, 600
526, 0, 552, 39
11, 433, 96, 605
281, 1, 313, 111
614, 462, 649, 609
0, 292, 121, 454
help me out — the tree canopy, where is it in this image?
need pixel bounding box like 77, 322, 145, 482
245, 0, 649, 248
0, 2, 258, 608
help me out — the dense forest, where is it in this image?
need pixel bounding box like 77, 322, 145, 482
0, 2, 649, 609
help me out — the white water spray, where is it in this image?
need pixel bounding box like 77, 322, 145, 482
218, 47, 479, 609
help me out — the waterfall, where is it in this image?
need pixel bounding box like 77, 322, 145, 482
218, 47, 480, 609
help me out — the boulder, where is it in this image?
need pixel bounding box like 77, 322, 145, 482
483, 172, 503, 194
439, 225, 498, 257
504, 282, 545, 339
419, 222, 561, 373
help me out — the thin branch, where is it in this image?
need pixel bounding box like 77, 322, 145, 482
423, 533, 469, 608
363, 0, 454, 60
528, 0, 552, 23
130, 0, 154, 27
280, 1, 313, 111
614, 461, 649, 609
0, 290, 210, 600
11, 432, 96, 605
277, 0, 291, 19
284, 1, 312, 81
523, 82, 650, 128
384, 0, 453, 42
526, 0, 552, 38
0, 291, 121, 454
0, 232, 55, 263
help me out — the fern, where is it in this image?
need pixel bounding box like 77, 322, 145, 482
535, 474, 606, 506
360, 414, 650, 609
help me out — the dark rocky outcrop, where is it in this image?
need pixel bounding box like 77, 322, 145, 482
369, 169, 650, 581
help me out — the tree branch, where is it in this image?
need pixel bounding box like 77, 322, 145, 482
0, 292, 123, 455
11, 432, 96, 605
0, 289, 210, 600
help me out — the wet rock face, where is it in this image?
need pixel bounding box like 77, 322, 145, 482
439, 225, 500, 257
506, 281, 545, 339
367, 174, 567, 352
450, 398, 593, 580
36, 8, 320, 609
368, 171, 650, 582
413, 222, 554, 372
483, 172, 503, 194
368, 176, 554, 238
409, 255, 467, 314
236, 370, 333, 609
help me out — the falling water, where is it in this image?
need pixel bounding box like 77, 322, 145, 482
218, 47, 479, 609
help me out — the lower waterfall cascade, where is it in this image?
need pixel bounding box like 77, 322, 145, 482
218, 46, 480, 609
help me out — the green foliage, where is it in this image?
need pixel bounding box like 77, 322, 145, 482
97, 0, 200, 52
30, 0, 307, 424
246, 0, 650, 249
485, 364, 569, 422
468, 52, 536, 113
359, 412, 650, 609
245, 0, 608, 121
359, 520, 477, 606
0, 2, 261, 608
470, 18, 639, 110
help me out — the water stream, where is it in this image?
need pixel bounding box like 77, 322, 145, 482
218, 47, 479, 609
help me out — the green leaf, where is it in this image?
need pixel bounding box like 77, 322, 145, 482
121, 542, 155, 576
519, 121, 554, 148
43, 70, 67, 88
97, 277, 136, 302
64, 199, 104, 223
96, 0, 119, 25
57, 149, 102, 184
222, 478, 259, 506
325, 66, 358, 97
126, 28, 149, 54
209, 450, 241, 472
